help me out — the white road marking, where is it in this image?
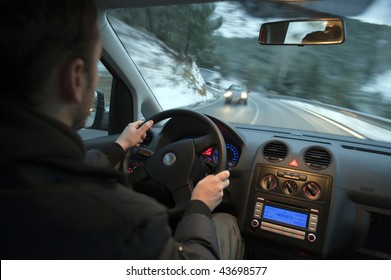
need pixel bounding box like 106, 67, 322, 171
250, 98, 261, 125
299, 108, 366, 139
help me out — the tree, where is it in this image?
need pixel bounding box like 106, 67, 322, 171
114, 4, 222, 61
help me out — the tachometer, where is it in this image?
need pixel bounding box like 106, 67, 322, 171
213, 143, 240, 168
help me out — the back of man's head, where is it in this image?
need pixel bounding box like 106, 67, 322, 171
0, 0, 98, 106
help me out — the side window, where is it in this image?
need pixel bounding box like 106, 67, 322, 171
78, 61, 113, 140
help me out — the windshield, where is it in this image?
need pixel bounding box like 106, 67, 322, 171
107, 0, 391, 144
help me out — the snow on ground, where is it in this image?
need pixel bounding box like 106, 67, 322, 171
353, 0, 391, 26
361, 70, 391, 101
110, 17, 216, 110
213, 2, 265, 38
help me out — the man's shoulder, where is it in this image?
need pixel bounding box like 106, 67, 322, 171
50, 172, 168, 222
4, 161, 168, 222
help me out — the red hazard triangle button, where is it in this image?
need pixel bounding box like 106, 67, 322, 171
289, 158, 299, 167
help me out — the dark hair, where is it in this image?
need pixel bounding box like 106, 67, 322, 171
0, 0, 99, 105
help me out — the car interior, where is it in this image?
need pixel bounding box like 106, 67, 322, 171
80, 0, 391, 260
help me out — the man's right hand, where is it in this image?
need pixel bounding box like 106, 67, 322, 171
115, 120, 154, 151
191, 170, 230, 212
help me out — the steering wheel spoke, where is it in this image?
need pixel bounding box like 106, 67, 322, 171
145, 139, 195, 191
193, 134, 214, 155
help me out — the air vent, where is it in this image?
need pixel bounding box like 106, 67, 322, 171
263, 141, 288, 162
141, 131, 153, 146
304, 147, 332, 170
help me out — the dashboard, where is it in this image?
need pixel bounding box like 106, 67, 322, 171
124, 115, 391, 260
128, 142, 240, 173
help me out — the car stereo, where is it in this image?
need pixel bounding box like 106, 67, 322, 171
245, 164, 332, 254
251, 197, 320, 243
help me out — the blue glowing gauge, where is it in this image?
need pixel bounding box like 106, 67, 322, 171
213, 143, 240, 168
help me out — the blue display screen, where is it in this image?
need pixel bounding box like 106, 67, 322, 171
263, 205, 308, 229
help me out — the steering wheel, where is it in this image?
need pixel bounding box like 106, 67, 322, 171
125, 109, 227, 216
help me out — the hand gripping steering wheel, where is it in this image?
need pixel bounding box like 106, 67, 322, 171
126, 109, 227, 216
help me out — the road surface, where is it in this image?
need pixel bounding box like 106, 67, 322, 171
195, 92, 357, 138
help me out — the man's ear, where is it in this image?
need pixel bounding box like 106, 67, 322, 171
59, 58, 86, 104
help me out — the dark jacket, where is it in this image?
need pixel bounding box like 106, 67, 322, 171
0, 99, 220, 259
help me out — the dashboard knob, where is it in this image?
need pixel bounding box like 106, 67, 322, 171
260, 175, 277, 190
282, 180, 298, 195
307, 233, 317, 243
251, 219, 260, 228
303, 181, 321, 200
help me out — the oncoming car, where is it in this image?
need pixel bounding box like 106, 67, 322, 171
224, 84, 249, 105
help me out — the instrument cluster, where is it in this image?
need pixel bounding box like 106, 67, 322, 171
200, 142, 240, 169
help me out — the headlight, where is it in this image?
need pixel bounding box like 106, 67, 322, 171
224, 91, 232, 98
241, 92, 248, 99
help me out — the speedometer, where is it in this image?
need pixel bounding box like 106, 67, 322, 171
213, 143, 240, 168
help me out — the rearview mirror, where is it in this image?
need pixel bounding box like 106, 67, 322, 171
259, 18, 345, 46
